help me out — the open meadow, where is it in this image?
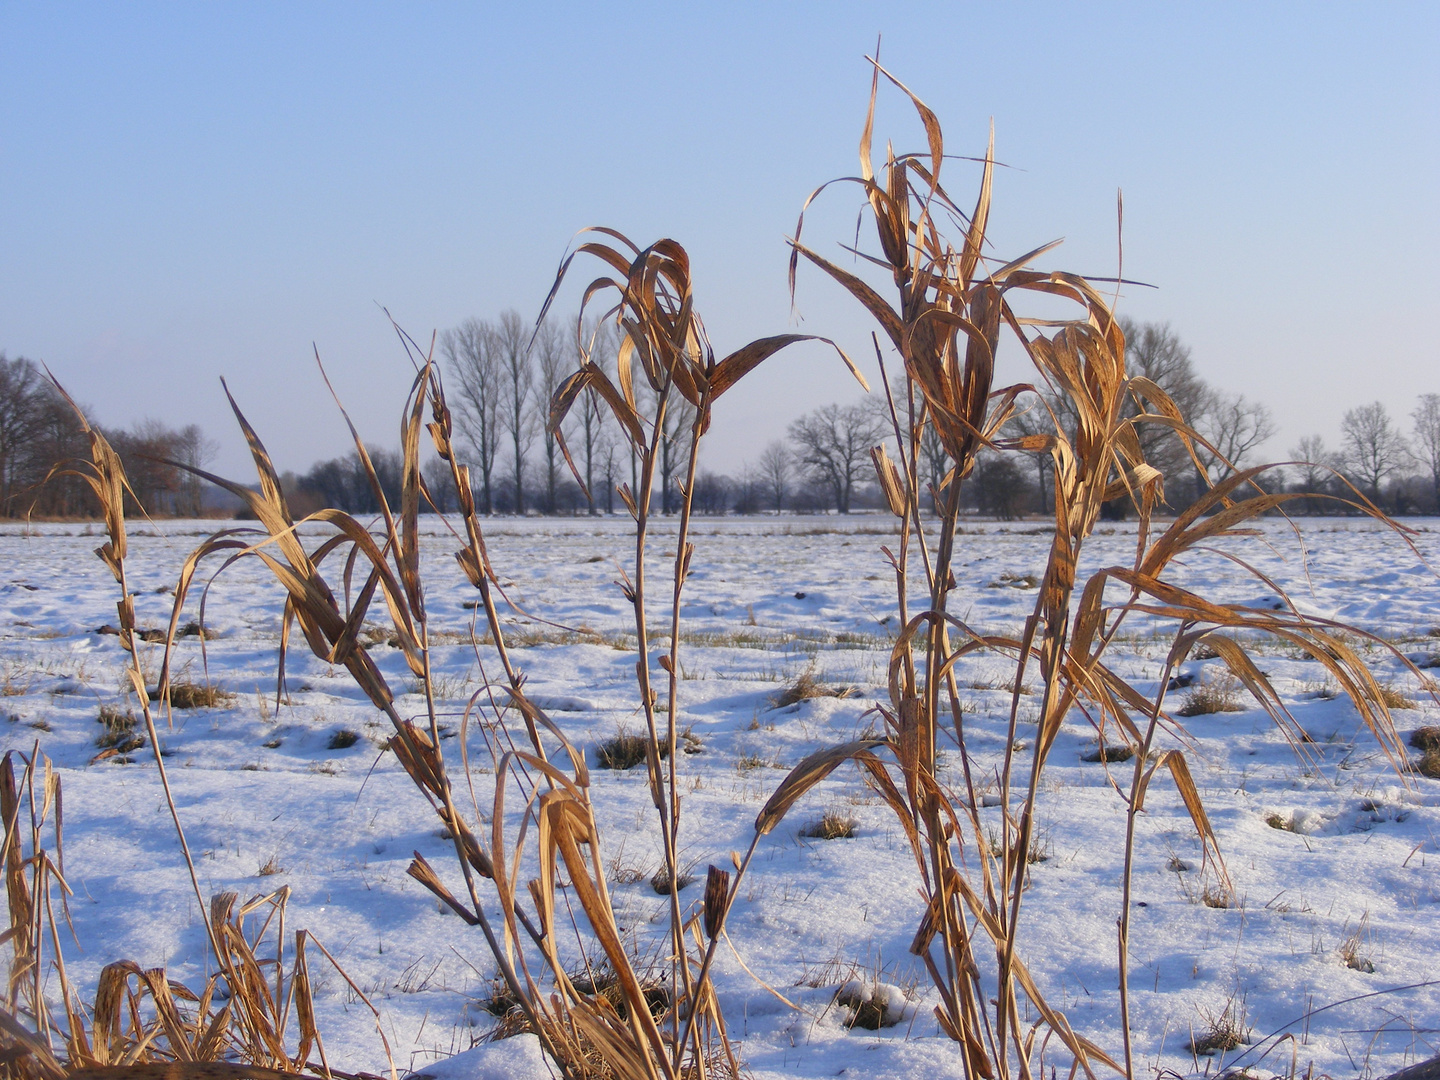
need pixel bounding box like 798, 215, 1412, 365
1, 513, 1437, 1080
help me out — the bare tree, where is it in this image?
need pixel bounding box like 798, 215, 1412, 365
1007, 401, 1052, 513
495, 309, 534, 514
756, 440, 791, 513
0, 354, 44, 516
442, 317, 503, 514
1342, 401, 1409, 504
1117, 318, 1209, 484
788, 401, 887, 513
173, 423, 218, 517
574, 318, 617, 515
1288, 434, 1339, 511
658, 396, 694, 515
1412, 393, 1440, 513
1195, 390, 1276, 482
533, 317, 573, 514
919, 418, 952, 513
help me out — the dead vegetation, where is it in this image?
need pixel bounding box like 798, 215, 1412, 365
1177, 675, 1248, 717
12, 59, 1429, 1080
151, 679, 236, 709
800, 809, 858, 840
770, 668, 857, 708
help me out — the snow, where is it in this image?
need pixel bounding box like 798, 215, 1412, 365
1, 514, 1438, 1079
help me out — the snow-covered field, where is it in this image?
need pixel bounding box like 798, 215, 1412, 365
2, 514, 1438, 1080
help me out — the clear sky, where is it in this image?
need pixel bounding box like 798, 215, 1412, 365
2, 2, 1436, 479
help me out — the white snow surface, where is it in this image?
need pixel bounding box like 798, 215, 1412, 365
2, 514, 1439, 1079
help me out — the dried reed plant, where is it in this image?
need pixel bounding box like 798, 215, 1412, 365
0, 382, 393, 1080
154, 226, 867, 1078
755, 57, 1428, 1080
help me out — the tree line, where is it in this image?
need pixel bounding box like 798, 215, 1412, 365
6, 316, 1439, 519
0, 353, 216, 518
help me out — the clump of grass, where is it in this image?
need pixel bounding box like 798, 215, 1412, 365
800, 809, 857, 840
1380, 685, 1417, 710
1188, 1000, 1251, 1056
1082, 741, 1135, 763
596, 730, 667, 771
153, 681, 236, 709
1414, 749, 1440, 779
1264, 812, 1296, 832
1412, 726, 1440, 752
986, 571, 1040, 589
1177, 676, 1247, 717
95, 705, 142, 752
771, 667, 857, 708
735, 753, 771, 773
834, 980, 909, 1030
1202, 885, 1236, 909
1338, 913, 1375, 973
257, 855, 284, 877
650, 866, 695, 895
327, 729, 359, 750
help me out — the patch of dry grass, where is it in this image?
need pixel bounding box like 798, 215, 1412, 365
771, 667, 857, 708
1188, 1000, 1250, 1056
800, 809, 857, 840
153, 680, 236, 709
596, 729, 666, 771
1177, 676, 1247, 717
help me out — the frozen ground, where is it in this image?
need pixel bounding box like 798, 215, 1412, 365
1, 514, 1438, 1080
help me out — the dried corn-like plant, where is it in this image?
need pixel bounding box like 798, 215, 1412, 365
158, 249, 864, 1079
0, 387, 392, 1080
763, 59, 1427, 1080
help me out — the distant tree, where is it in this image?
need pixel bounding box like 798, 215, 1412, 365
730, 465, 762, 515
691, 471, 730, 515
1007, 401, 1052, 513
1117, 318, 1210, 487
573, 318, 616, 515
443, 317, 503, 514
658, 397, 694, 515
173, 424, 218, 517
1342, 401, 1409, 505
0, 354, 44, 516
919, 419, 952, 514
1288, 435, 1340, 512
533, 317, 572, 514
971, 452, 1031, 520
788, 401, 887, 514
756, 440, 791, 513
495, 309, 533, 515
422, 456, 457, 513
1195, 390, 1276, 482
1411, 393, 1440, 513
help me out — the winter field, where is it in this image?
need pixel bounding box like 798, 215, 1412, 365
1, 514, 1438, 1080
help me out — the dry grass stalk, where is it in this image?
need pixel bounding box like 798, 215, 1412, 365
761, 57, 1423, 1080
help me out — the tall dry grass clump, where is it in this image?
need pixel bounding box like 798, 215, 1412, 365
145, 234, 867, 1078
752, 57, 1427, 1080
0, 391, 392, 1080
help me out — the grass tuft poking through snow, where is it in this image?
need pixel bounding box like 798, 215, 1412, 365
800, 809, 857, 840
1177, 675, 1247, 716
770, 667, 856, 709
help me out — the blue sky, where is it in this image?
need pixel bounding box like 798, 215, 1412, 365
2, 2, 1436, 478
